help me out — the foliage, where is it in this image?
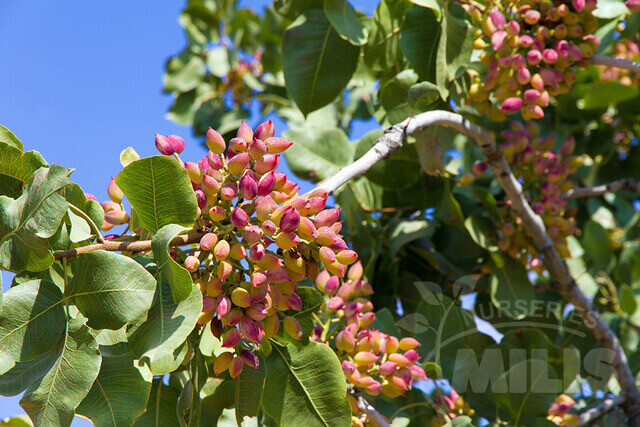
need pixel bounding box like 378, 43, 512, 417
4, 0, 640, 425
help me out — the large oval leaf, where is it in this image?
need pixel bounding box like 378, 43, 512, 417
283, 10, 360, 115
0, 165, 71, 272
77, 344, 152, 427
66, 251, 157, 330
323, 0, 367, 45
151, 224, 194, 303
133, 379, 181, 426
262, 341, 350, 426
283, 126, 354, 183
0, 125, 23, 151
127, 277, 201, 375
115, 156, 198, 234
0, 280, 66, 371
235, 352, 265, 424
0, 143, 47, 199
20, 319, 101, 427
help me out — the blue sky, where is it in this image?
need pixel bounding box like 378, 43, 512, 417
0, 0, 377, 421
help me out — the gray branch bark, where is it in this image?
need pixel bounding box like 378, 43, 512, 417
318, 110, 640, 424
576, 395, 626, 426
591, 54, 640, 74
564, 179, 640, 199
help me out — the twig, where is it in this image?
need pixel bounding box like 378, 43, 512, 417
591, 54, 640, 74
68, 202, 105, 244
576, 395, 626, 426
317, 110, 640, 424
348, 389, 390, 427
564, 179, 640, 199
53, 232, 205, 260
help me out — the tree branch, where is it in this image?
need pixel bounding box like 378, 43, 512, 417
591, 54, 640, 74
564, 178, 640, 199
576, 395, 626, 426
348, 389, 390, 427
52, 232, 205, 260
318, 110, 640, 424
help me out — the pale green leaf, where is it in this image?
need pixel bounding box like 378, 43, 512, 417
127, 277, 201, 375
66, 251, 157, 330
365, 0, 406, 71
283, 126, 354, 182
0, 125, 23, 151
67, 208, 92, 243
262, 341, 350, 426
115, 156, 198, 234
119, 147, 140, 168
77, 345, 152, 427
0, 143, 47, 198
0, 280, 66, 370
20, 319, 101, 427
0, 165, 71, 272
151, 224, 194, 303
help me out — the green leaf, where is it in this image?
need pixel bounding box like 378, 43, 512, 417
200, 379, 236, 425
0, 352, 57, 397
67, 208, 92, 243
490, 359, 560, 424
0, 143, 48, 198
323, 0, 367, 46
616, 241, 640, 287
490, 254, 535, 319
119, 147, 140, 168
621, 284, 638, 316
464, 216, 498, 251
408, 0, 441, 15
127, 278, 202, 375
66, 251, 156, 330
283, 126, 354, 182
400, 6, 440, 83
407, 81, 441, 110
0, 416, 32, 427
115, 156, 198, 234
578, 81, 639, 109
379, 70, 419, 123
413, 125, 456, 176
389, 220, 434, 257
0, 165, 71, 272
151, 224, 194, 303
282, 10, 360, 115
262, 341, 351, 426
76, 346, 152, 427
365, 0, 406, 71
0, 280, 66, 370
0, 125, 23, 151
235, 353, 265, 424
164, 49, 206, 94
60, 183, 104, 231
354, 129, 421, 189
133, 379, 181, 426
207, 47, 230, 78
436, 3, 474, 88
20, 319, 101, 427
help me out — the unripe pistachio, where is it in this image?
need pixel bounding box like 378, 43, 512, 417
249, 243, 266, 262
104, 210, 130, 226
491, 30, 508, 51
500, 97, 524, 114
257, 171, 276, 196
280, 208, 301, 233
254, 120, 275, 141
275, 232, 300, 250
184, 162, 204, 185
264, 137, 293, 154
184, 255, 200, 272
209, 206, 226, 222
231, 287, 252, 308
223, 308, 243, 326
237, 121, 253, 143
262, 315, 280, 339
107, 178, 123, 204
199, 233, 218, 251
626, 0, 640, 12
222, 327, 241, 347
214, 240, 230, 261
238, 174, 257, 200
230, 207, 249, 229
164, 135, 183, 155
257, 253, 284, 270
285, 293, 302, 311
229, 137, 248, 153
314, 208, 340, 228
213, 352, 234, 375
283, 316, 302, 340
229, 243, 246, 260
256, 196, 277, 222
336, 250, 357, 265
336, 329, 356, 352
354, 351, 379, 367
229, 356, 244, 379
255, 154, 279, 175
204, 128, 225, 154
155, 133, 175, 155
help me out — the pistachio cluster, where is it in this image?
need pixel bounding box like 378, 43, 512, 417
311, 262, 427, 400
154, 121, 358, 379
599, 39, 640, 86
467, 121, 581, 268
430, 389, 475, 426
95, 178, 130, 232
465, 0, 599, 120
547, 394, 578, 425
